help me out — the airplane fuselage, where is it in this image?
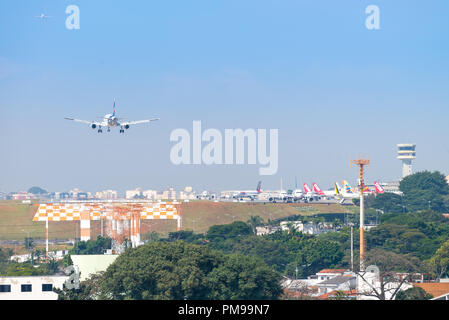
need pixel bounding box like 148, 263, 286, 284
104, 114, 118, 127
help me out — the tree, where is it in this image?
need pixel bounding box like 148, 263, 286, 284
356, 249, 423, 300
295, 238, 344, 277
399, 171, 449, 213
144, 231, 159, 242
27, 186, 48, 195
0, 247, 13, 274
371, 193, 404, 214
24, 237, 35, 251
56, 272, 105, 300
396, 286, 433, 300
167, 230, 203, 243
3, 260, 60, 276
400, 171, 449, 196
429, 239, 449, 280
366, 212, 449, 260
69, 236, 112, 255
206, 221, 253, 246
101, 241, 223, 300
246, 216, 264, 234
100, 241, 281, 300
223, 236, 290, 272
208, 254, 282, 300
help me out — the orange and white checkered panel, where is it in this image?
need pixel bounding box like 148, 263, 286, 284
33, 202, 180, 221
140, 202, 179, 220
33, 204, 81, 221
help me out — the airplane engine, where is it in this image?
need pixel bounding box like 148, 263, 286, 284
124, 124, 130, 130
91, 124, 97, 129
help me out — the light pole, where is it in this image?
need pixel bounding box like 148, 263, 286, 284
22, 229, 30, 262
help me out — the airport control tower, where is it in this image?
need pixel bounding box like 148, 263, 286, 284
397, 143, 416, 178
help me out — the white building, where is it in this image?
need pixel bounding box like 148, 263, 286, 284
356, 265, 413, 300
279, 221, 319, 235
11, 192, 35, 200
125, 188, 143, 199
71, 254, 118, 282
95, 190, 118, 200
0, 276, 68, 300
316, 275, 356, 295
282, 269, 356, 298
178, 191, 196, 200
142, 189, 157, 200
256, 226, 281, 236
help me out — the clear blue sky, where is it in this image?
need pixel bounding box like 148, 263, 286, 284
1, 1, 448, 194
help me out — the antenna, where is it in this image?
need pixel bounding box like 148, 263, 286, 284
351, 157, 370, 271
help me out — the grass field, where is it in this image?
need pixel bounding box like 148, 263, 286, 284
0, 200, 354, 242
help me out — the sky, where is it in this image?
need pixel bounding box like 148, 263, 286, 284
0, 1, 448, 195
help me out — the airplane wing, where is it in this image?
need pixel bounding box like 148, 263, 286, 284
64, 117, 101, 126
119, 118, 160, 126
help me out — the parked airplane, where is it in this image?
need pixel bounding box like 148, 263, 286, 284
233, 181, 262, 201
335, 180, 384, 204
65, 101, 160, 133
303, 183, 321, 202
373, 181, 385, 194
312, 183, 336, 198
335, 182, 359, 204
196, 191, 216, 200
268, 190, 288, 203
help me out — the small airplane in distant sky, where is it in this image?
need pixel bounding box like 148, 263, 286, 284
36, 13, 52, 19
65, 100, 160, 133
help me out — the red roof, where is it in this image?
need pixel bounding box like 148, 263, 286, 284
317, 290, 357, 300
317, 269, 347, 274
413, 283, 449, 298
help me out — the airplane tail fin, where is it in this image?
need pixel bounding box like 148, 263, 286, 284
335, 182, 341, 195
303, 183, 312, 193
374, 181, 385, 194
342, 180, 353, 193
256, 181, 262, 193
312, 183, 325, 195
113, 100, 116, 116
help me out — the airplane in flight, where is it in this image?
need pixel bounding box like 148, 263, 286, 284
65, 101, 160, 133
36, 13, 52, 19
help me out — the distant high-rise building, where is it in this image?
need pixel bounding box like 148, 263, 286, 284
96, 190, 118, 200
125, 188, 143, 199
397, 143, 416, 178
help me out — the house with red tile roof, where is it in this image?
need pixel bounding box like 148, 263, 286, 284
413, 282, 449, 300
